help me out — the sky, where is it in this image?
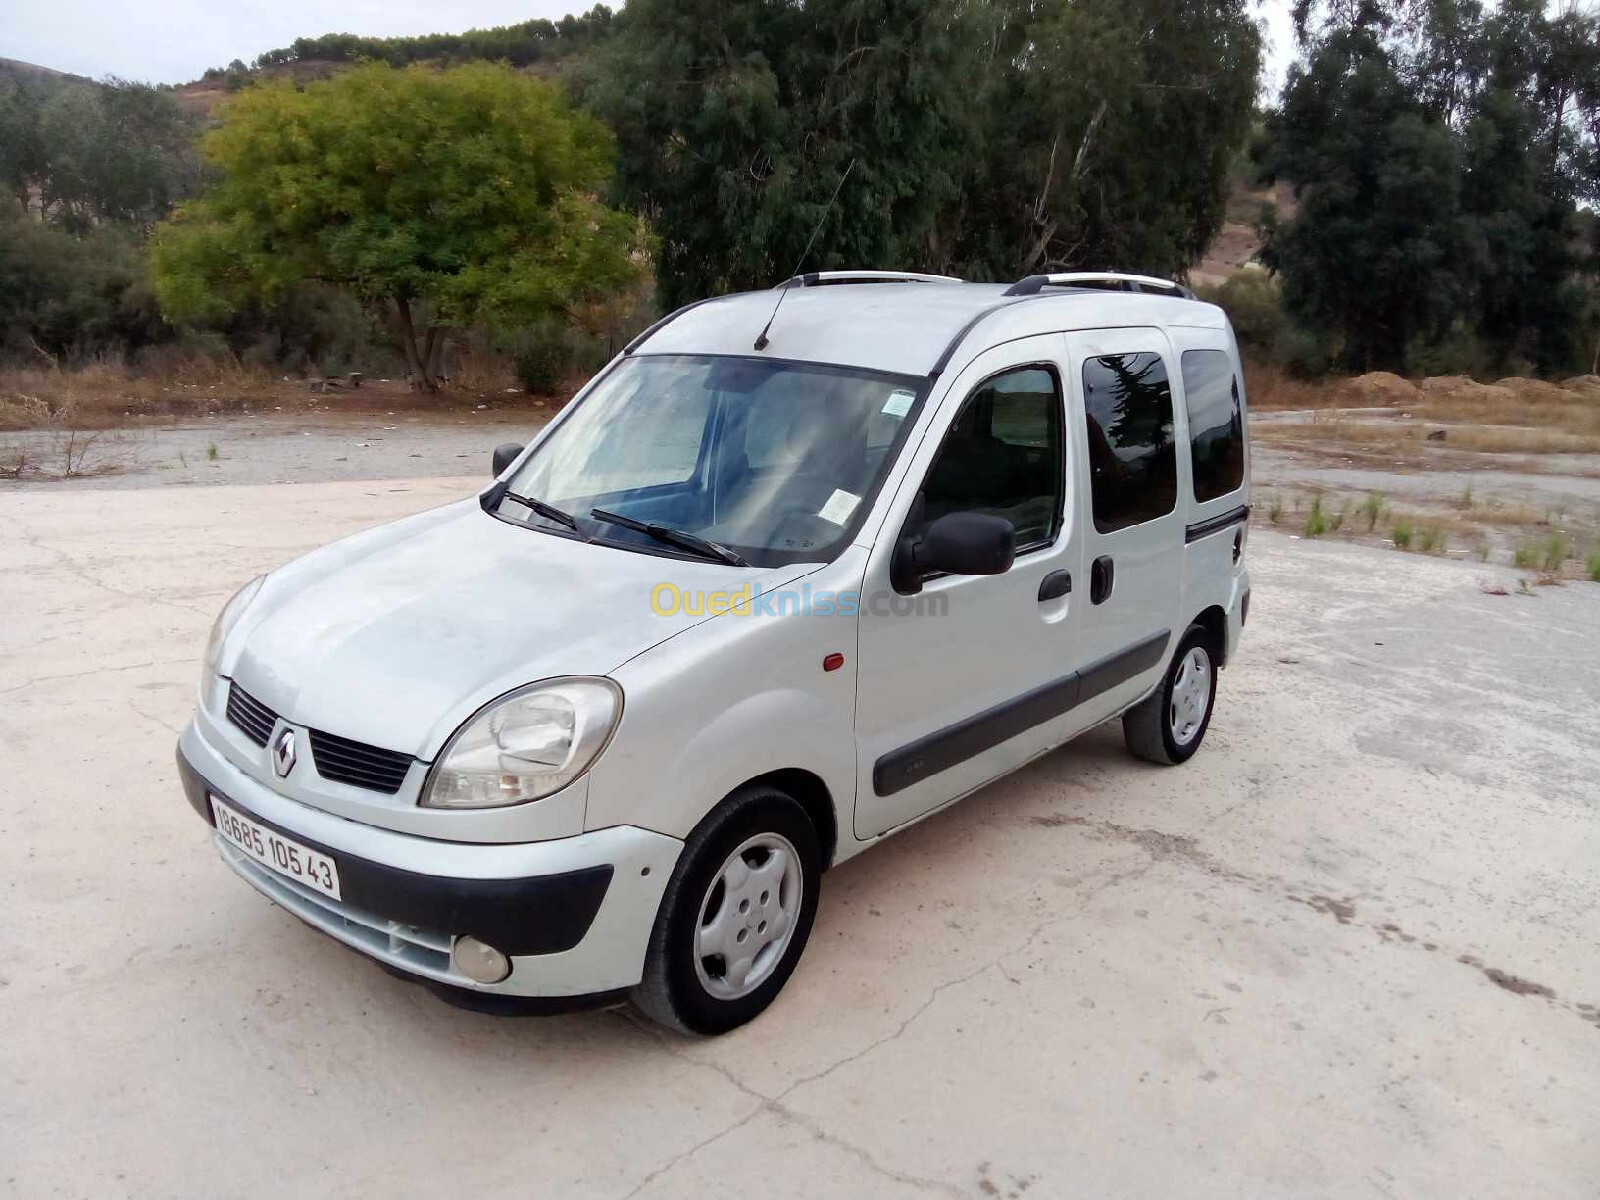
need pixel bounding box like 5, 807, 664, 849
3, 0, 1299, 96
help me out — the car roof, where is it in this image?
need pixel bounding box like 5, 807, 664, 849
633, 281, 1228, 379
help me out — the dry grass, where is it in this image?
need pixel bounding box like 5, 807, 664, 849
0, 429, 128, 480
0, 359, 287, 430
1253, 418, 1600, 457
1407, 386, 1600, 436
1244, 364, 1343, 412
0, 358, 567, 433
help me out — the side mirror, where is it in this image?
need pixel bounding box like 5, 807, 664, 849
492, 442, 524, 476
892, 511, 1015, 594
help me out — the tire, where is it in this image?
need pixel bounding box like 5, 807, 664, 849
1123, 623, 1219, 766
630, 784, 822, 1035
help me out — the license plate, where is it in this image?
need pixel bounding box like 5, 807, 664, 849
211, 795, 342, 901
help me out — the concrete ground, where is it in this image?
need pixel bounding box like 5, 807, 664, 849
3, 479, 1598, 1198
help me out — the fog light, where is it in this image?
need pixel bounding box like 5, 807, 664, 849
452, 936, 511, 984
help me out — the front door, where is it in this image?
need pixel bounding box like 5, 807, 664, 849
853, 335, 1082, 839
1061, 327, 1186, 728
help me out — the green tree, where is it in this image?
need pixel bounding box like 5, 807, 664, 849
582, 0, 1260, 307
1265, 0, 1600, 375
580, 0, 974, 309
1262, 21, 1468, 372
151, 62, 646, 389
0, 74, 201, 228
955, 0, 1261, 280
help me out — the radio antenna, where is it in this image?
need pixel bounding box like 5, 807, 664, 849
753, 157, 856, 351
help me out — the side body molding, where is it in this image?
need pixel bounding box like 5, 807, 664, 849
872, 631, 1171, 797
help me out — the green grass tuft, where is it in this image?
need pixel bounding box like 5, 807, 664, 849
1303, 492, 1327, 538
1360, 490, 1385, 531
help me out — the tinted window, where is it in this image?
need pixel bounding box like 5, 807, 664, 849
1082, 353, 1176, 533
920, 366, 1063, 549
1181, 350, 1245, 502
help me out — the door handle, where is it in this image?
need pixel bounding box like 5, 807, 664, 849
1037, 570, 1073, 602
1090, 556, 1115, 605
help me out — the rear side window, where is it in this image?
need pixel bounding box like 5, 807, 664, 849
1181, 350, 1245, 502
1081, 353, 1176, 533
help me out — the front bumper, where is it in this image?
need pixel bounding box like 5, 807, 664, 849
177, 721, 681, 998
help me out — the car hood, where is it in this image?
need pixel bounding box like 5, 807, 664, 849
222, 498, 812, 758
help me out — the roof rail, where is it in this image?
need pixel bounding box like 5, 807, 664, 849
1002, 272, 1194, 299
784, 270, 964, 288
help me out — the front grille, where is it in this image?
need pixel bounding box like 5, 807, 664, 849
308, 729, 414, 795
225, 682, 278, 747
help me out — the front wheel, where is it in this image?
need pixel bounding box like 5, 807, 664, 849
631, 785, 821, 1034
1123, 624, 1218, 765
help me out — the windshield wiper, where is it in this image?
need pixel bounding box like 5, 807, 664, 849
502, 490, 583, 535
589, 508, 749, 567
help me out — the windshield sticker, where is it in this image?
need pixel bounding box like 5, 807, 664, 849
882, 389, 915, 418
818, 489, 861, 526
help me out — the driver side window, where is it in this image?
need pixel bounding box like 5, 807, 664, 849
918, 366, 1064, 552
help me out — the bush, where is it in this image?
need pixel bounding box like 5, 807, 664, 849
508, 321, 580, 394
1407, 323, 1493, 379
1392, 517, 1414, 549
1199, 270, 1284, 357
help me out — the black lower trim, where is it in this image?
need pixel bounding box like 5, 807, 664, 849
872, 630, 1171, 797
1185, 504, 1251, 544
177, 747, 612, 957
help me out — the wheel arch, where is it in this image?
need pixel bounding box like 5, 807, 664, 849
742, 768, 838, 869
1190, 604, 1229, 666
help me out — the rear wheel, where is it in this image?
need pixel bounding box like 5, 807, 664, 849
631, 785, 821, 1035
1123, 624, 1218, 765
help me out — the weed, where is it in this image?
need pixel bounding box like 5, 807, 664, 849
1516, 577, 1534, 596
1268, 495, 1284, 525
1391, 516, 1414, 549
1418, 525, 1446, 553
1303, 492, 1327, 538
1361, 491, 1385, 531
1540, 533, 1568, 573
207, 443, 219, 461
1328, 501, 1349, 533
1587, 549, 1600, 582
1458, 483, 1473, 509
1513, 540, 1540, 569
0, 441, 27, 479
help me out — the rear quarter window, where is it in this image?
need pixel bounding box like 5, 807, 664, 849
1180, 350, 1245, 502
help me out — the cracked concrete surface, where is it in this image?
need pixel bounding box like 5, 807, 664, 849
3, 479, 1598, 1198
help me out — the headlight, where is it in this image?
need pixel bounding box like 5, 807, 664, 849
202, 575, 265, 681
422, 678, 622, 809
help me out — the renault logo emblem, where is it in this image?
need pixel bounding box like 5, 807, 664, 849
271, 728, 297, 778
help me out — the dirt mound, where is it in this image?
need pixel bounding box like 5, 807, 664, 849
1495, 377, 1573, 404
1417, 376, 1516, 407
1558, 374, 1600, 396
1338, 372, 1417, 405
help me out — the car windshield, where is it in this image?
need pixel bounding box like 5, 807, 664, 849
499, 354, 926, 567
